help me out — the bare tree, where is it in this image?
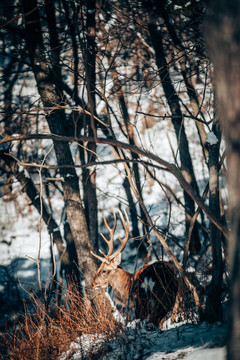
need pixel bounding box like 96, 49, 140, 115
22, 0, 97, 282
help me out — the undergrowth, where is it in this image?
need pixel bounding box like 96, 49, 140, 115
3, 283, 122, 360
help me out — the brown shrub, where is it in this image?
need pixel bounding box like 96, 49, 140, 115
4, 284, 121, 360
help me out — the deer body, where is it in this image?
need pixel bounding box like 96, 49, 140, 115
91, 210, 178, 326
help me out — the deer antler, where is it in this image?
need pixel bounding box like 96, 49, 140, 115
100, 209, 117, 257
91, 208, 117, 262
109, 209, 129, 260
91, 209, 129, 263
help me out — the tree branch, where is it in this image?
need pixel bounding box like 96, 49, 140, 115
0, 133, 229, 237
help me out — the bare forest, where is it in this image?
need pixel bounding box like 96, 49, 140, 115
0, 1, 240, 359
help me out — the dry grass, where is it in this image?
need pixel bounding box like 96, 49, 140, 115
4, 284, 122, 360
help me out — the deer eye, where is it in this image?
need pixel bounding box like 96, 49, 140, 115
102, 269, 108, 276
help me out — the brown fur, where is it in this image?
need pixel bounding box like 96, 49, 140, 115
92, 260, 178, 326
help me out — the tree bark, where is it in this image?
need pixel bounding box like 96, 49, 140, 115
22, 0, 97, 282
204, 123, 223, 322
205, 1, 240, 358
84, 0, 98, 253
61, 0, 99, 252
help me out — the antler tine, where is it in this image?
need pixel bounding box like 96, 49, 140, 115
109, 209, 129, 260
90, 250, 108, 263
101, 209, 117, 257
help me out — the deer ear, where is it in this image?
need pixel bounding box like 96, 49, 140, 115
113, 253, 121, 268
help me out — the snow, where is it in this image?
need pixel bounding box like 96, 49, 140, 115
185, 348, 226, 360
206, 131, 219, 145
60, 320, 227, 360
0, 197, 51, 289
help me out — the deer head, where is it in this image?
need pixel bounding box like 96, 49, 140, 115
91, 209, 130, 292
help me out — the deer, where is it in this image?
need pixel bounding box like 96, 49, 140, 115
91, 209, 178, 327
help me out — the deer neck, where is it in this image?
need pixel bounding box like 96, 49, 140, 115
108, 268, 134, 306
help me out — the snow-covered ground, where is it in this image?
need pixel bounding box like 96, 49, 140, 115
61, 319, 227, 360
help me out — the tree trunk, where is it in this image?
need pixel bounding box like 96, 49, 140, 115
22, 0, 97, 282
106, 45, 148, 259
205, 1, 240, 358
204, 123, 223, 322
148, 23, 201, 254
61, 0, 99, 252
81, 0, 99, 252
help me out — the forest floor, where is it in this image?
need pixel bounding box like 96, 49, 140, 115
59, 314, 227, 360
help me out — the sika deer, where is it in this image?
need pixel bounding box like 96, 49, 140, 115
91, 209, 178, 326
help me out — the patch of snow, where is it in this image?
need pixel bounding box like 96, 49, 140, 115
184, 347, 226, 360
140, 277, 155, 293
24, 169, 31, 178
206, 132, 219, 145
88, 9, 96, 14
60, 334, 106, 360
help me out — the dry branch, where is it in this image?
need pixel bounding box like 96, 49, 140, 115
0, 133, 229, 238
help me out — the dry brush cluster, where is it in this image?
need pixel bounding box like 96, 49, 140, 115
3, 284, 121, 360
